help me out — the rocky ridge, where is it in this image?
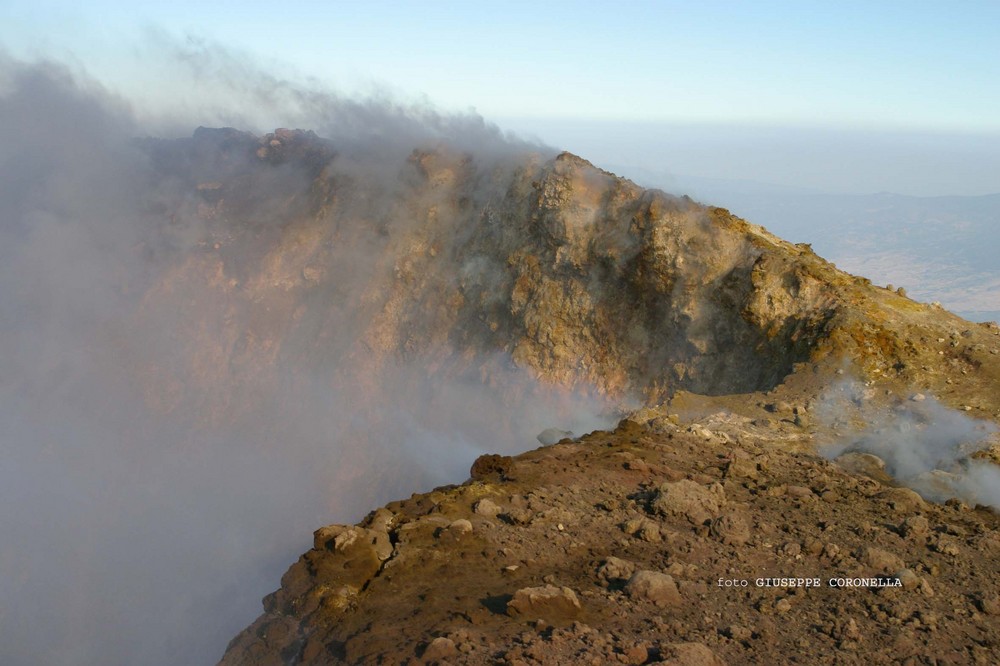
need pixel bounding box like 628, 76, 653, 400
220, 415, 1000, 665
133, 128, 1000, 418
125, 128, 1000, 665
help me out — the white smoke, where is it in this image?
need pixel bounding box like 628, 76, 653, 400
817, 381, 1000, 507
0, 52, 614, 666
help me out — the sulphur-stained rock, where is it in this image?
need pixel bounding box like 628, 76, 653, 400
473, 497, 502, 517
128, 129, 1000, 443
313, 524, 393, 562
506, 584, 582, 621
304, 538, 381, 590
446, 518, 473, 536
396, 516, 451, 545
651, 479, 726, 525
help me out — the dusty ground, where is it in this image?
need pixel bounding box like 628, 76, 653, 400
220, 387, 1000, 665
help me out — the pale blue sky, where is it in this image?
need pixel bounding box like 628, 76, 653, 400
3, 0, 1000, 194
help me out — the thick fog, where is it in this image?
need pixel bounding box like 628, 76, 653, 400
0, 56, 616, 665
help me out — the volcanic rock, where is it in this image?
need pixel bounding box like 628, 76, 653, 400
164, 128, 1000, 665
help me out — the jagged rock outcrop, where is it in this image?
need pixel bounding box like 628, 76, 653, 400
131, 127, 998, 420
150, 128, 1000, 665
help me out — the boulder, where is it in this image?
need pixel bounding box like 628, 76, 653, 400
625, 570, 682, 607
507, 584, 582, 622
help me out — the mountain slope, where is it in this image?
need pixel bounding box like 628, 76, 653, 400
144, 128, 1000, 665
220, 417, 1000, 665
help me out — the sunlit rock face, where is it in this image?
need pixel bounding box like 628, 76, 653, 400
131, 128, 851, 425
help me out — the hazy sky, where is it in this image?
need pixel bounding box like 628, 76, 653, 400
4, 1, 1000, 194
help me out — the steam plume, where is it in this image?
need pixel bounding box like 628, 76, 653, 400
0, 53, 614, 666
817, 381, 1000, 508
